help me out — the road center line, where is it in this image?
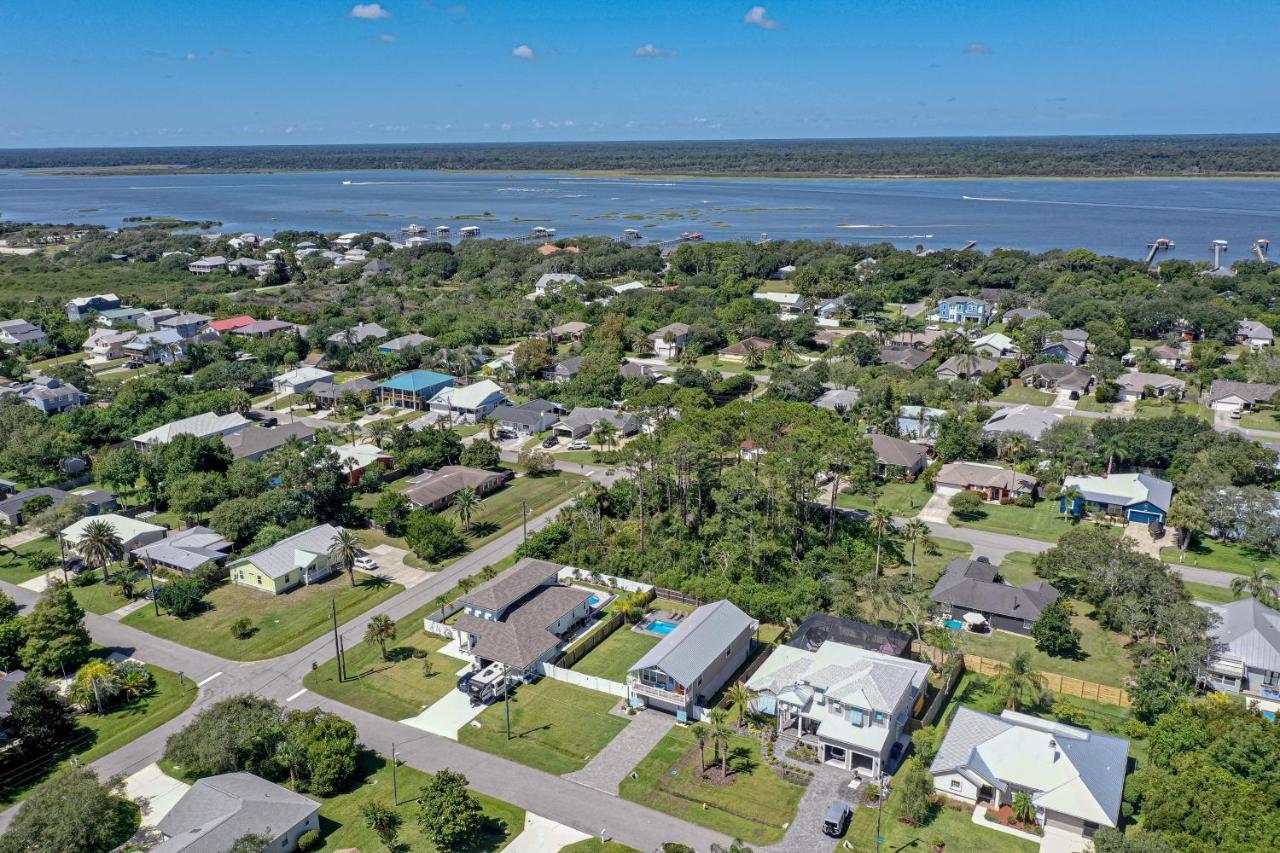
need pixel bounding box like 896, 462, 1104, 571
286, 688, 308, 702
195, 671, 223, 687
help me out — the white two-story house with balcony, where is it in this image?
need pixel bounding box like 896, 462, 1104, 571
747, 640, 931, 777
931, 295, 992, 326
1202, 596, 1280, 716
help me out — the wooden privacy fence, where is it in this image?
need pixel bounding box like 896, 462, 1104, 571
558, 611, 625, 668
961, 653, 1133, 708
653, 587, 702, 607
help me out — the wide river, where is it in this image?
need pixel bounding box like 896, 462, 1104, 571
1, 170, 1277, 261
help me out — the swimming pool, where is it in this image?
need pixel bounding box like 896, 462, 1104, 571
587, 594, 601, 607
647, 619, 678, 635
944, 619, 965, 631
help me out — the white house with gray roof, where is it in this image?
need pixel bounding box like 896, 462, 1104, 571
153, 772, 319, 853
132, 412, 250, 448
982, 403, 1061, 443
1202, 597, 1280, 714
930, 708, 1129, 845
747, 640, 930, 776
628, 599, 756, 720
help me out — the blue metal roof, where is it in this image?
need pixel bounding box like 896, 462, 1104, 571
380, 370, 454, 392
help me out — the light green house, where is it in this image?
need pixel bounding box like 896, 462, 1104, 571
229, 523, 343, 595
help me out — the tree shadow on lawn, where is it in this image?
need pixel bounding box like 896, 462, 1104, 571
467, 521, 499, 538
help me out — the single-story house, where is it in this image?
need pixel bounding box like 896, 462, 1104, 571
929, 557, 1059, 635
208, 315, 257, 335
543, 355, 582, 383
877, 347, 931, 372
378, 332, 433, 353
628, 599, 756, 719
813, 388, 860, 413
982, 404, 1061, 443
1040, 338, 1087, 366
610, 281, 647, 296
546, 321, 590, 341
310, 376, 379, 409
328, 443, 393, 485
404, 465, 510, 510
931, 708, 1128, 844
493, 400, 560, 436
0, 319, 46, 348
0, 487, 117, 527
327, 321, 390, 345
972, 332, 1021, 360
230, 523, 344, 594
753, 291, 807, 316
133, 526, 233, 576
719, 337, 774, 363
272, 366, 334, 395
451, 558, 592, 679
152, 772, 320, 853
897, 405, 947, 441
0, 669, 28, 737
553, 407, 640, 440
935, 461, 1038, 502
231, 319, 296, 338
1060, 472, 1172, 524
935, 354, 1000, 382
533, 273, 585, 295
61, 513, 166, 556
1021, 364, 1094, 398
1206, 380, 1280, 412
1238, 319, 1275, 351
1115, 372, 1185, 401
362, 258, 391, 276
1201, 597, 1280, 708
868, 433, 928, 478
221, 422, 316, 461
1149, 345, 1185, 370
1003, 307, 1050, 323
133, 412, 250, 448
747, 639, 929, 776
428, 379, 507, 423
648, 323, 691, 359
619, 360, 656, 380
379, 370, 454, 410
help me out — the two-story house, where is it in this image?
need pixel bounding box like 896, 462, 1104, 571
932, 296, 992, 326
1202, 597, 1280, 716
747, 639, 931, 776
628, 600, 756, 720
648, 323, 691, 359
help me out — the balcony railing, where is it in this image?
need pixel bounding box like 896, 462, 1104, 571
628, 680, 690, 705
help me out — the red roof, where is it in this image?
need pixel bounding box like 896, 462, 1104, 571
209, 315, 256, 332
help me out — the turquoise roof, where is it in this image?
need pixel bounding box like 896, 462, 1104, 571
380, 370, 454, 393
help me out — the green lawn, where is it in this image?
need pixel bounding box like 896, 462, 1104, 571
996, 551, 1040, 585
458, 678, 629, 776
1160, 538, 1276, 576
68, 572, 141, 615
994, 385, 1055, 406
619, 726, 805, 845
570, 628, 660, 682
843, 760, 1036, 853
329, 370, 369, 383
314, 752, 523, 852
0, 661, 195, 807
560, 840, 641, 853
896, 536, 973, 583
1240, 408, 1280, 431
554, 450, 606, 467
0, 537, 61, 584
959, 598, 1133, 687
949, 499, 1083, 543
123, 574, 403, 660
304, 612, 462, 721
439, 472, 588, 559
1073, 396, 1116, 413
837, 479, 931, 518
1184, 581, 1243, 605
1134, 400, 1213, 422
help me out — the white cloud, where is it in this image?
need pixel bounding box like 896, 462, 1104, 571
744, 6, 780, 29
962, 43, 991, 55
285, 126, 296, 135
634, 43, 677, 60
379, 33, 397, 42
350, 3, 390, 20
184, 51, 197, 61
511, 44, 535, 60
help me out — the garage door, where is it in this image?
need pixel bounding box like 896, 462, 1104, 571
1129, 510, 1162, 524
934, 484, 962, 498
1213, 400, 1240, 412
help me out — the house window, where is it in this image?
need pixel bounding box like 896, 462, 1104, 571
949, 779, 962, 791
848, 708, 864, 726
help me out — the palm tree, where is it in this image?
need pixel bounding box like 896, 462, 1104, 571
1231, 566, 1280, 607
775, 341, 796, 365
992, 651, 1046, 711
299, 388, 318, 411
709, 708, 733, 780
868, 506, 896, 577
998, 432, 1031, 464
364, 614, 397, 660
345, 422, 362, 445
593, 419, 618, 453
1011, 791, 1036, 827
743, 342, 765, 370
725, 682, 751, 729
329, 528, 362, 588
368, 420, 394, 449
480, 416, 498, 441
1166, 494, 1206, 556
1097, 433, 1129, 476
690, 722, 709, 773
79, 520, 123, 584
453, 487, 482, 533
902, 519, 934, 581
1059, 484, 1084, 520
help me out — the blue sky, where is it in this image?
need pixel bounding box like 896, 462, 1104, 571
2, 0, 1277, 147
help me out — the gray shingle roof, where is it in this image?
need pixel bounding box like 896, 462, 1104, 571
868, 433, 926, 469
456, 584, 591, 670
153, 772, 319, 853
630, 600, 755, 687
929, 557, 1059, 621
457, 557, 564, 614
1207, 380, 1280, 406
229, 523, 342, 580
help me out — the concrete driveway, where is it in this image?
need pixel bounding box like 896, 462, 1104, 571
917, 492, 952, 524
505, 812, 591, 852
361, 543, 431, 588
399, 668, 487, 739
124, 763, 190, 827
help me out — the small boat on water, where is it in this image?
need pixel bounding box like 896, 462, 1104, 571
342, 180, 353, 185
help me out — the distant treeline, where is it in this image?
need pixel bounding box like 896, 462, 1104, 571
4, 135, 1280, 177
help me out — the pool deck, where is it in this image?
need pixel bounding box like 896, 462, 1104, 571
634, 610, 682, 637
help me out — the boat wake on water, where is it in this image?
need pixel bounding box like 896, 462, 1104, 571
961, 195, 1274, 216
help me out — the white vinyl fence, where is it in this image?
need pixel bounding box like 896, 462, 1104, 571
557, 566, 654, 595
423, 600, 463, 638
538, 662, 628, 698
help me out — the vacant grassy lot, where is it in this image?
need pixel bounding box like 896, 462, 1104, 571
459, 678, 628, 776
0, 537, 62, 585
994, 385, 1056, 406
1134, 400, 1213, 422
1073, 396, 1117, 413
303, 612, 462, 721
68, 572, 141, 615
123, 573, 402, 660
895, 536, 973, 583
837, 479, 931, 517
1161, 537, 1275, 576
0, 662, 194, 807
619, 726, 804, 845
950, 499, 1083, 543
571, 627, 660, 682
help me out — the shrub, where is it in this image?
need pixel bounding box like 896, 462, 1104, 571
1014, 494, 1035, 508
157, 576, 207, 618
230, 617, 254, 640
297, 829, 321, 852
948, 490, 985, 519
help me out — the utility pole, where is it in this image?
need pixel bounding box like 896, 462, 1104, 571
503, 664, 511, 740
331, 600, 343, 681
874, 772, 886, 853
391, 741, 398, 805
521, 501, 528, 543
147, 562, 159, 615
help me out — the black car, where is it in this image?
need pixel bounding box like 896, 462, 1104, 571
259, 416, 278, 428
541, 435, 559, 448
365, 405, 380, 415
822, 802, 852, 838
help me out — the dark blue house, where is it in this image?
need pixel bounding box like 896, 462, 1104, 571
1059, 473, 1172, 524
